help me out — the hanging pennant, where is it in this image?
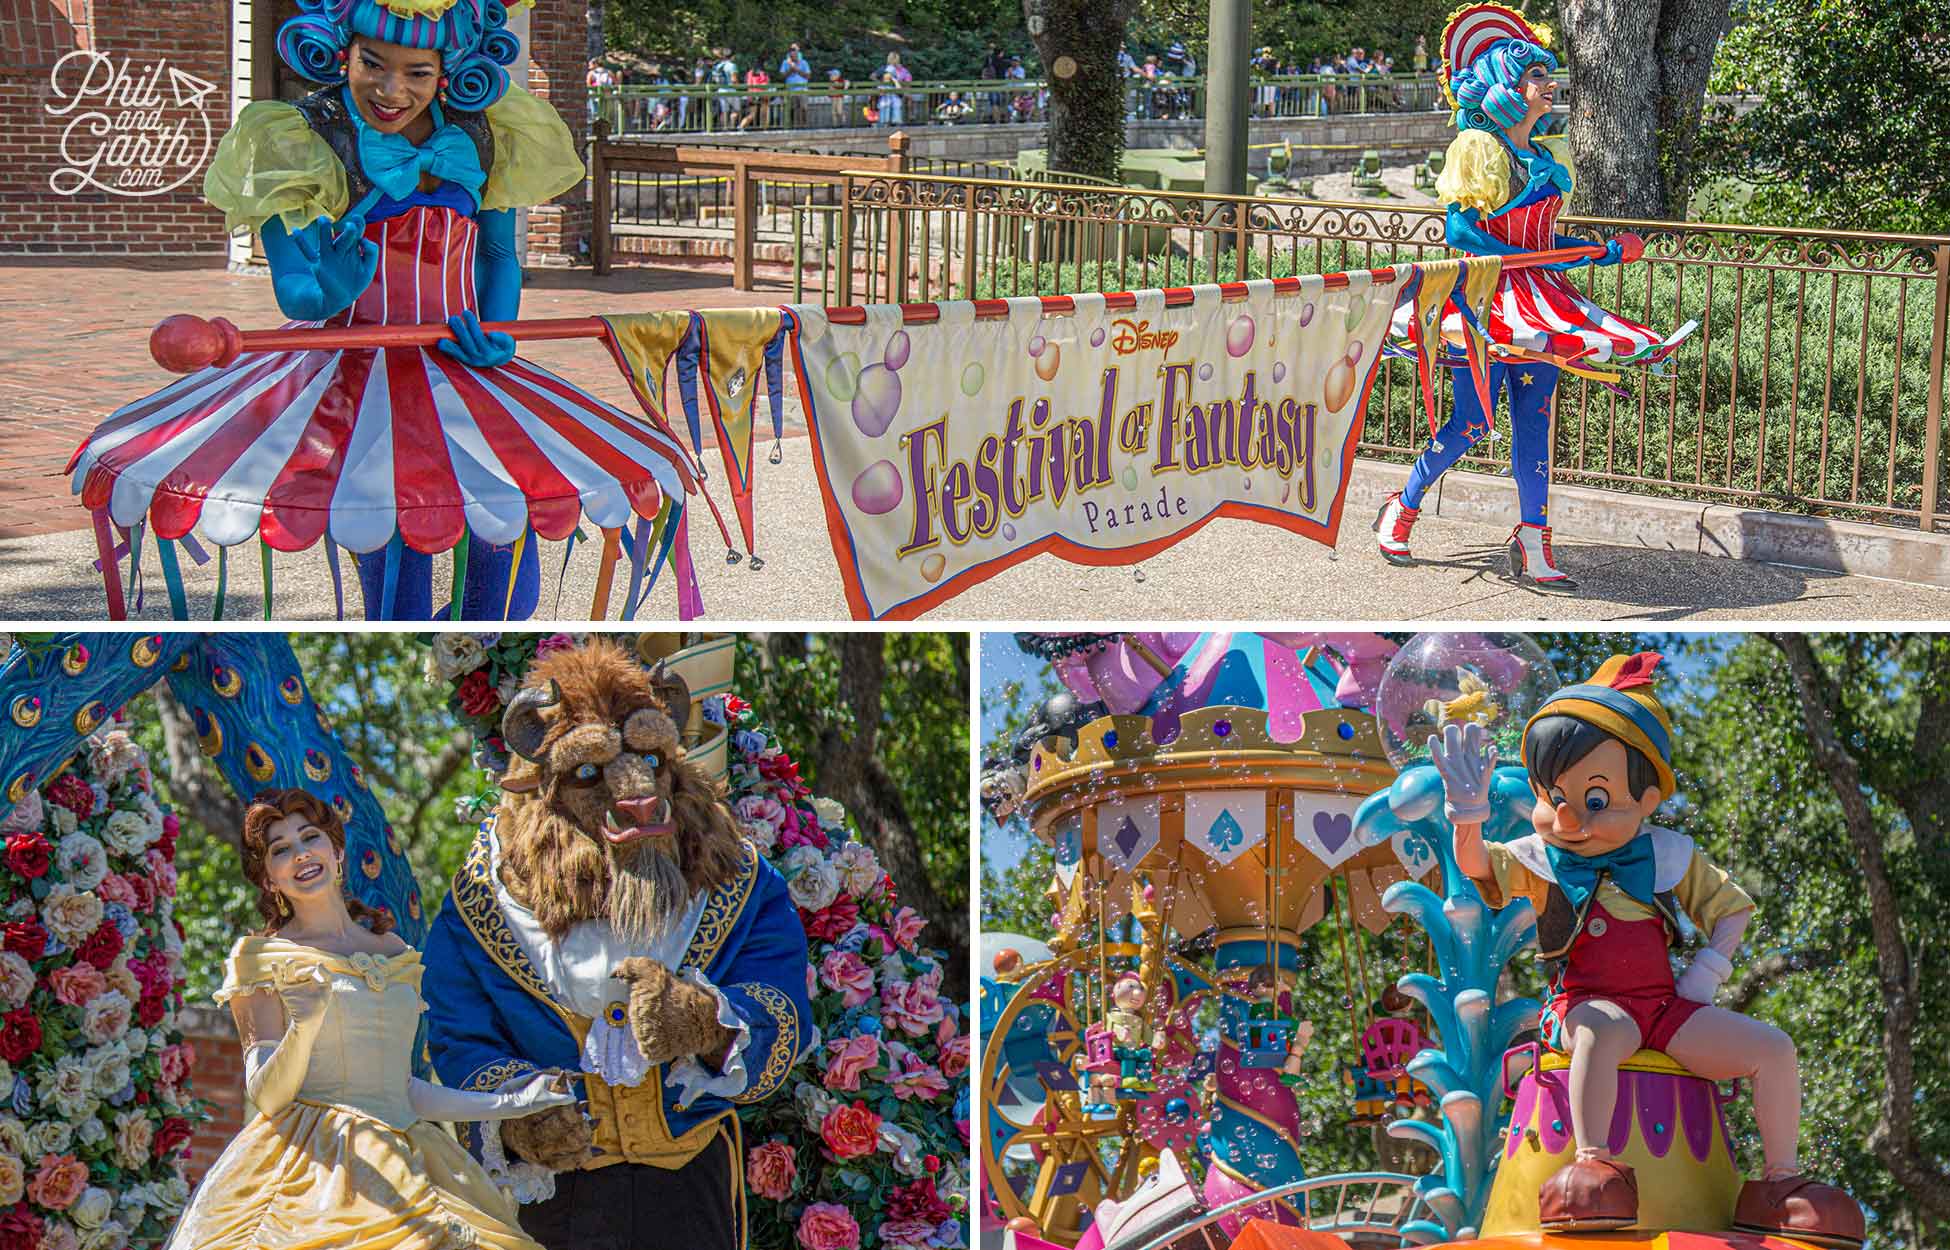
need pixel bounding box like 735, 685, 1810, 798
1290, 791, 1370, 871
603, 310, 698, 445
1157, 863, 1217, 937
1405, 258, 1466, 438
1051, 812, 1083, 886
1455, 255, 1503, 425
1183, 789, 1266, 867
1095, 796, 1161, 873
689, 307, 783, 557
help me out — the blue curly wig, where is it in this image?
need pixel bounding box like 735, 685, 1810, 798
1450, 37, 1558, 134
276, 0, 523, 111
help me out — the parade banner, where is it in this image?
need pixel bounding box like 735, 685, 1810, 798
787, 275, 1406, 620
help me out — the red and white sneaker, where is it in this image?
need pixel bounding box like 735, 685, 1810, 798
1374, 492, 1420, 565
1508, 522, 1576, 590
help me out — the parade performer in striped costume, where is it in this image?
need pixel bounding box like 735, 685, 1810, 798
71, 0, 689, 620
1377, 4, 1694, 590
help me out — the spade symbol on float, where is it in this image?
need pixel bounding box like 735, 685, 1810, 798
1208, 810, 1245, 852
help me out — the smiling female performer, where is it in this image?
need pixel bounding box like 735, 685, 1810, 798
1376, 5, 1693, 590
165, 789, 576, 1250
77, 0, 689, 620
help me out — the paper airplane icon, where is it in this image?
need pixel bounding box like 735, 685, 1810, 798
167, 65, 218, 110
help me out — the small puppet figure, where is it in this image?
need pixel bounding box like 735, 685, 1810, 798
1107, 973, 1163, 1094
1244, 964, 1316, 1088
1429, 652, 1863, 1245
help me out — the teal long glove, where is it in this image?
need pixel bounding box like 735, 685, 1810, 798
438, 208, 522, 367
262, 216, 380, 321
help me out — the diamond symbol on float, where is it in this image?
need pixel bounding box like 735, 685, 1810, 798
1207, 810, 1245, 852
1114, 816, 1145, 861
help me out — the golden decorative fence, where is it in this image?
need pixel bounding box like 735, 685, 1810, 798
817, 172, 1950, 532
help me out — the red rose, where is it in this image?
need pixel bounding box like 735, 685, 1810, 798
154, 1117, 193, 1161
0, 1009, 41, 1064
45, 774, 94, 819
455, 670, 500, 717
0, 1203, 45, 1250
818, 1101, 881, 1160
75, 922, 124, 970
887, 1178, 952, 1224
799, 897, 859, 943
137, 992, 167, 1028
1, 921, 46, 962
3, 833, 49, 881
126, 873, 157, 913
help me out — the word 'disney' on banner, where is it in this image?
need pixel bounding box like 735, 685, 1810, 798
787, 277, 1400, 620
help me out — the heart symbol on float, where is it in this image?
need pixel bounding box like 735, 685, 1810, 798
1313, 810, 1353, 855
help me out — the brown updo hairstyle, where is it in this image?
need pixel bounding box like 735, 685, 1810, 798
240, 789, 395, 937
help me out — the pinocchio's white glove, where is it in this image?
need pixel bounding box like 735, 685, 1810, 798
1428, 721, 1497, 826
1675, 947, 1733, 1003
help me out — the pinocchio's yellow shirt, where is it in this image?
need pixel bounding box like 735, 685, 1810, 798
1469, 829, 1754, 934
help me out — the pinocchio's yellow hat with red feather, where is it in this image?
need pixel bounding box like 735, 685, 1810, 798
1525, 652, 1677, 798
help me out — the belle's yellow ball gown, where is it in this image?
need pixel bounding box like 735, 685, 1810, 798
167, 938, 543, 1250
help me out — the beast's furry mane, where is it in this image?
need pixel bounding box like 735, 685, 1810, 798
495, 639, 746, 938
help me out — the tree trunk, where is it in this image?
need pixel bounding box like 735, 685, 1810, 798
1555, 0, 1731, 219
1768, 634, 1950, 1222
1023, 0, 1138, 179
587, 0, 604, 64
153, 685, 247, 850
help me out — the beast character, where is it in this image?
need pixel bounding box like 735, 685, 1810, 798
424, 639, 813, 1250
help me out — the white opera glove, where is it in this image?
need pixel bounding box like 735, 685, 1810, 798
242, 1032, 321, 1119
409, 1072, 578, 1123
1428, 721, 1498, 826
1675, 946, 1734, 1003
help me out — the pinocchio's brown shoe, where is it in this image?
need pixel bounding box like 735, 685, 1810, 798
1538, 1156, 1637, 1232
1733, 1175, 1866, 1248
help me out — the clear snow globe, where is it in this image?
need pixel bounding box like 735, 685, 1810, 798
1374, 631, 1560, 770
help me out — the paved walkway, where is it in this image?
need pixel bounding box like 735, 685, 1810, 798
5, 450, 1944, 622
0, 258, 798, 541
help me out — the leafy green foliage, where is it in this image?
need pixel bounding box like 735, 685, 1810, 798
1701, 0, 1950, 234
605, 0, 1033, 78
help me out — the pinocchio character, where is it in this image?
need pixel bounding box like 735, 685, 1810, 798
1108, 973, 1163, 1094
1430, 652, 1863, 1245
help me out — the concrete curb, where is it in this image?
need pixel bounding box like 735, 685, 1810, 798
1345, 461, 1950, 589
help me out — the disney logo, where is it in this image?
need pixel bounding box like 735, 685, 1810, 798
1108, 318, 1180, 356
46, 51, 216, 198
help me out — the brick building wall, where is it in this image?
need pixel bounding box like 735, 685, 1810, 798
179, 1005, 246, 1184
1, 0, 590, 262
1, 0, 231, 256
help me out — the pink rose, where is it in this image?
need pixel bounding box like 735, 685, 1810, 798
159, 1041, 195, 1086
890, 906, 926, 952
26, 1154, 88, 1211
796, 1203, 861, 1250
47, 963, 108, 1007
746, 1140, 798, 1202
880, 967, 946, 1038
805, 963, 818, 998
821, 1033, 880, 1092
818, 1101, 881, 1161
937, 1024, 970, 1079
535, 633, 577, 657
887, 1045, 947, 1102
877, 1218, 938, 1250
95, 874, 138, 908
818, 951, 876, 1008
145, 851, 179, 898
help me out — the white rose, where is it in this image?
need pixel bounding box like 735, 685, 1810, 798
0, 792, 41, 834
879, 1122, 925, 1176
57, 831, 110, 892
42, 882, 105, 945
79, 1222, 130, 1250
157, 1176, 190, 1211
71, 1187, 113, 1230
76, 1118, 107, 1148
50, 804, 77, 836
4, 899, 31, 921
28, 1117, 74, 1157
834, 843, 882, 898
0, 954, 30, 1009
122, 1027, 149, 1057
86, 731, 142, 786
0, 1117, 24, 1156
428, 634, 488, 683
784, 858, 840, 913
813, 796, 847, 830
100, 809, 152, 857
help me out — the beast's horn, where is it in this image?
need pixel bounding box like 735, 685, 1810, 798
648, 661, 691, 720
502, 679, 563, 762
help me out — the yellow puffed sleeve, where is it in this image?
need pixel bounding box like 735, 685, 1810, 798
480, 84, 586, 212
1537, 133, 1576, 196
1435, 128, 1510, 217
1674, 850, 1755, 935
203, 100, 348, 236
1470, 840, 1550, 912
211, 935, 307, 1005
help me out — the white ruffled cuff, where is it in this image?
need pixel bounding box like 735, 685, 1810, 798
478, 1117, 559, 1206
665, 967, 751, 1111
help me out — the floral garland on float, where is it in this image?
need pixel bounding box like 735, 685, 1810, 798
424, 633, 970, 1250
0, 723, 203, 1250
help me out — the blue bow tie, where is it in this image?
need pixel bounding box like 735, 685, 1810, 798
1546, 834, 1656, 914
358, 123, 486, 206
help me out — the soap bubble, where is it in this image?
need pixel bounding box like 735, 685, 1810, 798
1226, 315, 1255, 357
1198, 362, 1213, 381
921, 552, 947, 582
1035, 342, 1061, 382
1029, 334, 1047, 358
1091, 327, 1106, 348
850, 460, 904, 515
851, 363, 902, 437
1298, 301, 1315, 327
883, 330, 911, 370
1375, 631, 1561, 770
1272, 361, 1287, 383
960, 361, 985, 395
825, 353, 861, 401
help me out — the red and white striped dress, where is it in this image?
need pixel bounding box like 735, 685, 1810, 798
71, 204, 689, 557
1394, 185, 1675, 366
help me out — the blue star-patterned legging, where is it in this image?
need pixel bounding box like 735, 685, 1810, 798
353, 537, 540, 620
1401, 361, 1559, 525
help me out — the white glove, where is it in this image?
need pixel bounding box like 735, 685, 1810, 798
409, 1071, 578, 1123
1674, 947, 1733, 1003
240, 968, 332, 1117
1427, 721, 1497, 825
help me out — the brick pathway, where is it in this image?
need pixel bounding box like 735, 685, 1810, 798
0, 259, 800, 540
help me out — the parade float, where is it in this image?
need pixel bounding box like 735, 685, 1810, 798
979, 631, 1865, 1250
